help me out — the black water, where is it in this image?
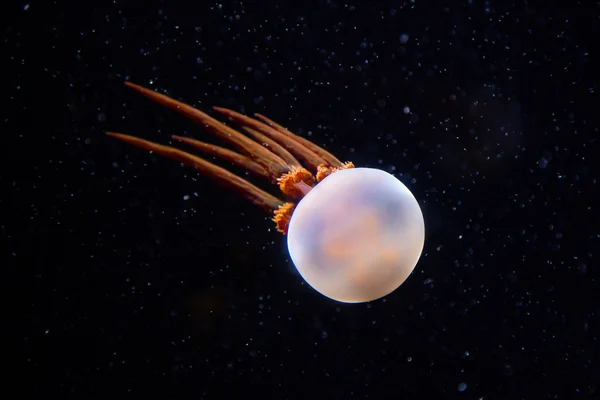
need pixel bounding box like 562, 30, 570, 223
5, 1, 599, 398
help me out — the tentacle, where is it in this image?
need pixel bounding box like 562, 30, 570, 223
254, 113, 345, 168
124, 82, 290, 178
239, 126, 302, 169
106, 132, 284, 212
171, 135, 269, 180
213, 107, 328, 172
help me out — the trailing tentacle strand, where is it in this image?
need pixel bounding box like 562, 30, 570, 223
254, 113, 344, 168
238, 126, 302, 169
124, 82, 290, 178
171, 135, 270, 180
213, 106, 329, 172
106, 132, 284, 212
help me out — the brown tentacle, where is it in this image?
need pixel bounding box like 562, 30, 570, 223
106, 132, 284, 211
254, 113, 344, 168
124, 82, 290, 178
171, 135, 270, 180
239, 126, 302, 170
213, 106, 328, 172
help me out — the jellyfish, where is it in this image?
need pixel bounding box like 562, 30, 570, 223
108, 82, 425, 303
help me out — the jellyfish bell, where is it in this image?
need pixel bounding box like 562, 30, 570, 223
287, 168, 425, 303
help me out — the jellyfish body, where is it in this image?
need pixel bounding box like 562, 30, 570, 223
287, 168, 425, 303
109, 82, 425, 303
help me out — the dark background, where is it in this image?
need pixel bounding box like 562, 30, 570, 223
4, 0, 599, 398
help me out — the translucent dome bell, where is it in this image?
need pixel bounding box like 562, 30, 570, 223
287, 168, 425, 303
